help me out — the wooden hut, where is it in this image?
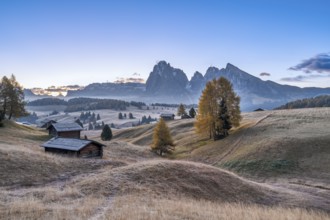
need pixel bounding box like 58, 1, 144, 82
47, 122, 83, 138
160, 113, 175, 120
41, 137, 105, 158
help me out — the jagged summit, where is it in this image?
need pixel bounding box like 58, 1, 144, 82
146, 61, 189, 95
191, 71, 204, 80
188, 71, 206, 92
225, 63, 239, 71
153, 61, 170, 75
205, 66, 220, 74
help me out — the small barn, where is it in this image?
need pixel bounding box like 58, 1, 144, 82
41, 137, 105, 158
160, 113, 175, 120
47, 122, 83, 138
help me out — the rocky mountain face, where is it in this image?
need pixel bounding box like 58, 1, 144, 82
188, 71, 206, 94
194, 63, 330, 110
26, 61, 330, 111
145, 61, 189, 95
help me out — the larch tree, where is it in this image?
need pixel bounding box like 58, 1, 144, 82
151, 118, 174, 156
177, 103, 187, 116
195, 77, 241, 140
0, 75, 28, 120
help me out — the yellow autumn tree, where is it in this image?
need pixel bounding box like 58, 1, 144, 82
151, 118, 174, 156
195, 77, 241, 140
177, 103, 187, 116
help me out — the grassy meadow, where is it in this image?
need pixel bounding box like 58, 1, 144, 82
0, 108, 330, 219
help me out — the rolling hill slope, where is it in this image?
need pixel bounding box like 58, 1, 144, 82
1, 110, 330, 219
114, 108, 330, 184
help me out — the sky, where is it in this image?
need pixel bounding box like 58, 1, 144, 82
1, 0, 330, 89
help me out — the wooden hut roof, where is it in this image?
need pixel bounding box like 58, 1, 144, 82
41, 137, 105, 151
160, 113, 175, 117
40, 120, 57, 128
47, 122, 83, 132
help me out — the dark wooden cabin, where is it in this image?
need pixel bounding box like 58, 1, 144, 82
47, 123, 83, 138
160, 113, 175, 120
41, 137, 105, 158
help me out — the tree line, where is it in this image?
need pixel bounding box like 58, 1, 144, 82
27, 97, 147, 112
275, 95, 330, 110
151, 103, 197, 108
0, 75, 27, 125
27, 98, 67, 106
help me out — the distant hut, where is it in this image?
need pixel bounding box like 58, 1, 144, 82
160, 113, 175, 120
41, 137, 105, 158
47, 123, 83, 138
40, 119, 57, 128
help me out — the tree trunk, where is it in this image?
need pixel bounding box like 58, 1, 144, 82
8, 105, 13, 120
2, 98, 7, 119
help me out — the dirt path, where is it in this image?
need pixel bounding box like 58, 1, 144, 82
89, 194, 117, 220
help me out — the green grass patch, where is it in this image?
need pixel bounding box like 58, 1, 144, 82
24, 134, 50, 142
220, 159, 298, 176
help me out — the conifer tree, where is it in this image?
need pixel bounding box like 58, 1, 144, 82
118, 112, 123, 119
189, 107, 196, 118
195, 77, 241, 140
101, 124, 113, 141
88, 122, 93, 130
151, 118, 174, 156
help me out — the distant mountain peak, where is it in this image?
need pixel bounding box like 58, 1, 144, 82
192, 71, 204, 79
226, 63, 238, 70
146, 60, 188, 95
156, 60, 169, 68
206, 66, 220, 73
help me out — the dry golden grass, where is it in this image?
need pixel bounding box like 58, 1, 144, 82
115, 108, 330, 185
0, 121, 117, 188
105, 195, 330, 220
1, 159, 329, 219
1, 108, 330, 219
1, 192, 104, 220
74, 160, 279, 203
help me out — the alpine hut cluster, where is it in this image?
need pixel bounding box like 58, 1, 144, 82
40, 121, 105, 158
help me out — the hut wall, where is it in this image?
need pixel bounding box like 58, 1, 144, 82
79, 144, 102, 158
45, 147, 77, 156
58, 131, 81, 139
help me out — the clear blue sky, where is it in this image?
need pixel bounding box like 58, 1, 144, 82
1, 0, 330, 88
